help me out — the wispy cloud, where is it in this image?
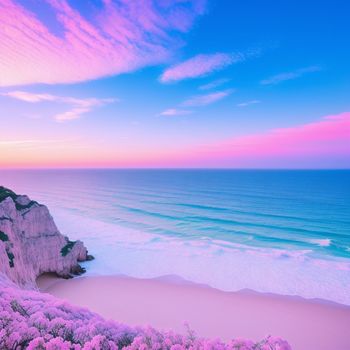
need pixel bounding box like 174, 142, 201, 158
158, 89, 232, 116
0, 0, 206, 86
199, 78, 230, 90
0, 139, 71, 149
160, 46, 262, 83
237, 100, 261, 107
1, 91, 57, 103
1, 91, 116, 122
182, 89, 233, 107
54, 98, 116, 122
261, 66, 322, 85
160, 53, 243, 83
54, 107, 93, 122
159, 109, 193, 116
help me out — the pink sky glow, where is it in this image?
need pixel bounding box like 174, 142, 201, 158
1, 112, 349, 168
163, 111, 350, 167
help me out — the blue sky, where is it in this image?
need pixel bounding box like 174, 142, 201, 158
0, 0, 349, 168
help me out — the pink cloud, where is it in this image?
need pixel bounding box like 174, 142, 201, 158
199, 78, 230, 90
0, 0, 205, 86
182, 89, 233, 106
160, 53, 241, 83
159, 108, 193, 116
2, 91, 116, 121
1, 91, 58, 103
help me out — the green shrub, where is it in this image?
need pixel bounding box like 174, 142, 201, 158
0, 186, 38, 210
0, 230, 9, 242
61, 240, 76, 257
0, 186, 18, 203
6, 250, 14, 268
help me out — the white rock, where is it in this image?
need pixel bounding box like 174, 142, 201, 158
0, 187, 90, 288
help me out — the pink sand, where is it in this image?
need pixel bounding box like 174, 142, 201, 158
37, 275, 350, 350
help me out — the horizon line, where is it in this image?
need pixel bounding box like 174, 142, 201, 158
0, 167, 349, 171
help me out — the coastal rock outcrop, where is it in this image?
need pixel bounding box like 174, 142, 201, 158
0, 186, 91, 288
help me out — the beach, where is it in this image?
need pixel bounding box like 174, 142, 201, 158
37, 274, 350, 350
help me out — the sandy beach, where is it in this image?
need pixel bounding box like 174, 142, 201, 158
37, 274, 350, 350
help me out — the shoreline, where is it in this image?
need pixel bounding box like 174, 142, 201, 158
37, 274, 350, 350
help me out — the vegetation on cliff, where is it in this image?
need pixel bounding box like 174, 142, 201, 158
61, 240, 77, 257
0, 230, 9, 242
0, 186, 39, 210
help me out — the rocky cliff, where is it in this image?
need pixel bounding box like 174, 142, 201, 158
0, 186, 91, 288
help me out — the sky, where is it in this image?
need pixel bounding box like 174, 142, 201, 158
0, 0, 349, 168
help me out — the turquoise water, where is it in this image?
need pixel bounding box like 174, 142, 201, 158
1, 170, 349, 304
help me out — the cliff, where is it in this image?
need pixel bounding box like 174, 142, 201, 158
0, 186, 91, 288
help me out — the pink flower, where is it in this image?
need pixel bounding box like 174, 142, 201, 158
0, 283, 292, 350
27, 337, 45, 350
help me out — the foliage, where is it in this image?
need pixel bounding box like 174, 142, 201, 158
0, 186, 38, 210
0, 186, 18, 203
61, 240, 77, 257
0, 231, 9, 242
6, 249, 15, 268
0, 283, 292, 350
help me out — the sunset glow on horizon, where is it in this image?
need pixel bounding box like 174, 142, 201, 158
1, 0, 349, 169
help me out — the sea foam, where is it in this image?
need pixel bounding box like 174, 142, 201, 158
1, 169, 349, 305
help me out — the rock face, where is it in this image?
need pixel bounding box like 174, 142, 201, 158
0, 186, 90, 288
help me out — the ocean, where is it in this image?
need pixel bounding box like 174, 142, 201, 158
1, 169, 349, 305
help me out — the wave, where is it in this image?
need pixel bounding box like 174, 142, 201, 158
2, 169, 350, 306
51, 208, 350, 306
309, 239, 332, 247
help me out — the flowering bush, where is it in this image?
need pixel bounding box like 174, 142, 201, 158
0, 283, 291, 350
